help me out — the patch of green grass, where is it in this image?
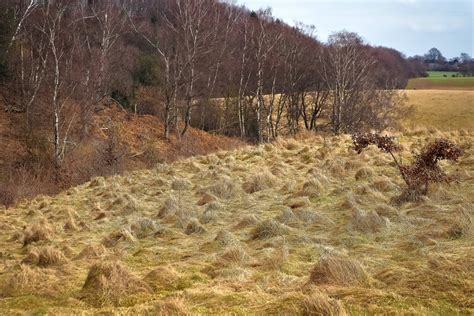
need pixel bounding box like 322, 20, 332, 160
406, 77, 474, 90
426, 71, 461, 79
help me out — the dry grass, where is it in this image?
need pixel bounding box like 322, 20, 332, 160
75, 244, 108, 259
0, 129, 472, 314
22, 219, 53, 246
404, 90, 474, 131
154, 297, 191, 315
251, 219, 288, 240
81, 261, 151, 307
301, 290, 347, 316
243, 169, 277, 194
350, 209, 390, 233
310, 254, 370, 286
36, 246, 68, 267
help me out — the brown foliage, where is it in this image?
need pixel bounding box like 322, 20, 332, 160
352, 133, 463, 201
0, 186, 15, 209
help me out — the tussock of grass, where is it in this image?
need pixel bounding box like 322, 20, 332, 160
22, 219, 53, 246
329, 160, 346, 177
22, 249, 40, 265
185, 218, 206, 235
199, 207, 218, 224
75, 244, 108, 260
207, 176, 237, 199
171, 178, 192, 191
251, 219, 288, 240
36, 246, 68, 267
64, 210, 79, 231
261, 240, 289, 270
212, 266, 253, 281
297, 178, 323, 198
243, 169, 277, 194
158, 195, 180, 218
196, 193, 217, 206
310, 254, 370, 286
300, 290, 347, 316
219, 244, 250, 265
234, 214, 261, 229
276, 208, 299, 225
214, 230, 238, 246
351, 209, 390, 233
102, 227, 136, 247
0, 265, 59, 297
287, 196, 311, 209
130, 218, 160, 239
81, 261, 151, 307
294, 208, 331, 225
89, 177, 106, 188
111, 193, 140, 215
355, 166, 375, 181
144, 266, 182, 291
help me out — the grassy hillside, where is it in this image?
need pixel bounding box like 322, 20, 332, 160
0, 129, 472, 315
406, 71, 474, 90
404, 90, 474, 131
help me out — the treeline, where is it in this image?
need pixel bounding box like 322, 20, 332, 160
411, 47, 474, 75
0, 0, 416, 162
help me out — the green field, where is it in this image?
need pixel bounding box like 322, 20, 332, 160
406, 71, 474, 90
426, 71, 461, 78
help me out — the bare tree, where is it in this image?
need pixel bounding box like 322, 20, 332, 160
74, 1, 126, 137
320, 31, 398, 134
251, 9, 281, 143
37, 1, 78, 173
3, 0, 40, 57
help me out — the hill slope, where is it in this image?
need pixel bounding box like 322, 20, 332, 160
0, 102, 242, 205
0, 130, 473, 314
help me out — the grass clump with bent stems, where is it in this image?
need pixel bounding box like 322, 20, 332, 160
251, 219, 288, 240
300, 290, 347, 316
81, 261, 151, 307
243, 169, 277, 194
310, 254, 370, 286
22, 219, 53, 247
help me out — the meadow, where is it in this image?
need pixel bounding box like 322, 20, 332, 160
406, 71, 474, 90
0, 128, 472, 315
404, 90, 474, 131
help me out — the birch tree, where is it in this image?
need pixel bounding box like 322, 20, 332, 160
37, 1, 77, 173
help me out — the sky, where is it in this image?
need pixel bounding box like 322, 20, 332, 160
238, 0, 473, 58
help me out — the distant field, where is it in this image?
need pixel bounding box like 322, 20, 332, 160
426, 71, 460, 78
406, 71, 474, 90
404, 89, 474, 130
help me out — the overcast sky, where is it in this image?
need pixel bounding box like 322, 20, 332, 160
238, 0, 473, 58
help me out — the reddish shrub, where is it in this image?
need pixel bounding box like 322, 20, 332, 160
352, 133, 463, 202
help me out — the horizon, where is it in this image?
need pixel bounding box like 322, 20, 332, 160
239, 0, 473, 59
